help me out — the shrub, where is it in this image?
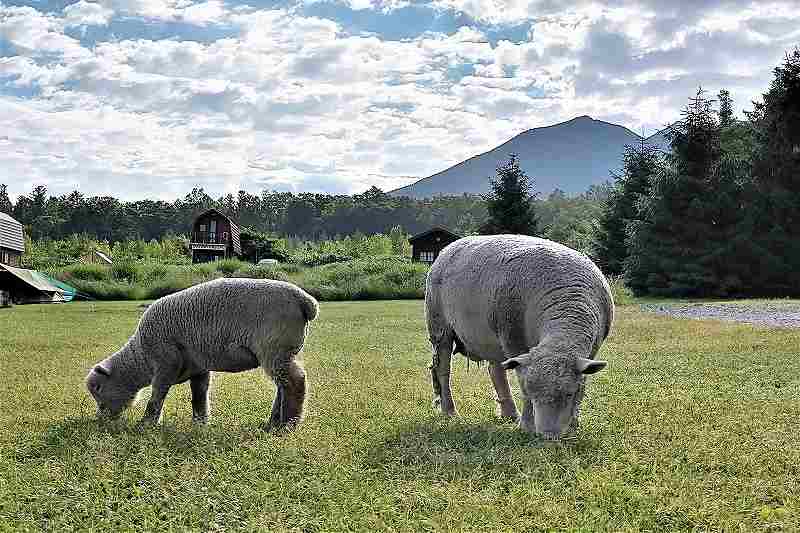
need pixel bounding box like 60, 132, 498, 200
215, 259, 249, 276
70, 280, 147, 300
61, 263, 110, 282
607, 275, 635, 306
111, 261, 141, 282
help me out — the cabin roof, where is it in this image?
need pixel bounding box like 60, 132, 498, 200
0, 212, 25, 253
408, 225, 461, 244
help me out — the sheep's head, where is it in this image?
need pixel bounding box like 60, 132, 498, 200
502, 349, 606, 441
85, 362, 137, 420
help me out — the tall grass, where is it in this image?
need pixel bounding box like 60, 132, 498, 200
51, 256, 428, 301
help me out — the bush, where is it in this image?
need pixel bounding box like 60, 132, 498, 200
607, 275, 635, 306
60, 263, 110, 282
70, 280, 147, 300
215, 259, 249, 276
111, 261, 141, 282
234, 264, 291, 282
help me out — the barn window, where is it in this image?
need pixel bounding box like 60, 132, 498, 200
199, 224, 206, 231
223, 231, 228, 241
420, 251, 435, 263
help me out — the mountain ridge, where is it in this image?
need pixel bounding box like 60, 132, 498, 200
389, 116, 670, 198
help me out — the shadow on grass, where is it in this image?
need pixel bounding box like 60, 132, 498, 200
360, 416, 605, 480
16, 415, 283, 463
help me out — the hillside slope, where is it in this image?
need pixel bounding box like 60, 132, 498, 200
390, 116, 669, 198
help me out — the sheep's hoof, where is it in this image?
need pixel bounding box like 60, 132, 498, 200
432, 396, 457, 417
496, 400, 519, 421
192, 416, 209, 426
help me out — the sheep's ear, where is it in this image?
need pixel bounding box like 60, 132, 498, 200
577, 357, 606, 375
94, 364, 111, 377
501, 354, 531, 370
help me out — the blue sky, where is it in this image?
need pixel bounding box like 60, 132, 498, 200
1, 0, 798, 201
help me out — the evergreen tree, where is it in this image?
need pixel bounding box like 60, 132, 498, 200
0, 184, 12, 214
389, 225, 405, 255
745, 48, 800, 294
626, 88, 743, 296
718, 89, 734, 127
594, 141, 661, 275
479, 154, 539, 235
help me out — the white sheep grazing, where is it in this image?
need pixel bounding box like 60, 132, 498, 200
425, 235, 614, 441
86, 278, 319, 429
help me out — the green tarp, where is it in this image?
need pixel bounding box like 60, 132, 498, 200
0, 264, 79, 303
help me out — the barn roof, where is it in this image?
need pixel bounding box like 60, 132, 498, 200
0, 212, 25, 253
408, 225, 461, 243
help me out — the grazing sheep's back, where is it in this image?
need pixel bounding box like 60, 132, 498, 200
136, 278, 317, 361
426, 235, 613, 361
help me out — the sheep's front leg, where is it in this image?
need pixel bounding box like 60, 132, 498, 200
190, 372, 211, 425
140, 379, 174, 426
488, 362, 518, 420
430, 337, 457, 417
519, 393, 535, 434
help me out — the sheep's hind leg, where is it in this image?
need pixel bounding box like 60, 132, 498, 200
264, 354, 306, 431
190, 372, 211, 425
488, 362, 518, 421
430, 334, 457, 417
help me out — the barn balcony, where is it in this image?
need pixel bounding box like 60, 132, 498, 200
190, 232, 227, 251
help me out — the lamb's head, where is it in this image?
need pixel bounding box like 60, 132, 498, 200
502, 349, 606, 441
85, 362, 138, 420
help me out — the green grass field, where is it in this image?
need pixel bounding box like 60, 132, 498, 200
1, 300, 799, 531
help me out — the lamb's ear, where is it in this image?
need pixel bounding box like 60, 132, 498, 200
576, 357, 606, 375
93, 364, 111, 377
501, 354, 531, 370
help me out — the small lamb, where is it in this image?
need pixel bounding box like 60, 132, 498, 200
425, 235, 614, 441
86, 278, 319, 429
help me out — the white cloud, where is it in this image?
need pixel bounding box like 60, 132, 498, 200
0, 5, 90, 60
63, 1, 114, 27
1, 1, 798, 200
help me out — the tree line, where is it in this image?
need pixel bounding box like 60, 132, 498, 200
1, 179, 607, 257
594, 49, 800, 297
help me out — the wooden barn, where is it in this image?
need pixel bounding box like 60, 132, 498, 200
408, 226, 461, 264
0, 212, 24, 267
190, 208, 242, 263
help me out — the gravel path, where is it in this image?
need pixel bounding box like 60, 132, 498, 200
640, 302, 800, 328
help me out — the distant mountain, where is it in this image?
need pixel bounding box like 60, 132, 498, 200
390, 116, 670, 198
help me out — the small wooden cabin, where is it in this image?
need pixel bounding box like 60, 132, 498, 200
190, 208, 242, 263
408, 226, 461, 264
0, 212, 24, 267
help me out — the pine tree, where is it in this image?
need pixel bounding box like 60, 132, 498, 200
479, 154, 539, 236
626, 88, 742, 296
594, 141, 661, 275
0, 184, 12, 215
718, 89, 734, 127
389, 225, 405, 255
745, 48, 800, 294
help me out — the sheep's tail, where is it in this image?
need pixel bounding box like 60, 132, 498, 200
296, 290, 319, 322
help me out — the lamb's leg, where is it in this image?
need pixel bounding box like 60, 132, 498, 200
519, 395, 535, 434
190, 372, 211, 425
488, 362, 519, 420
267, 385, 286, 429
281, 360, 306, 427
568, 378, 586, 435
140, 378, 174, 426
430, 335, 457, 417
264, 355, 306, 430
